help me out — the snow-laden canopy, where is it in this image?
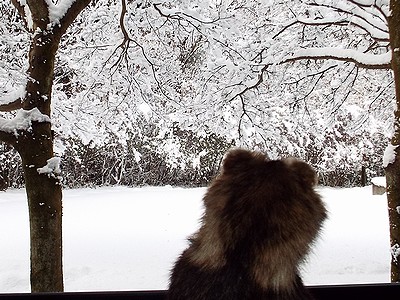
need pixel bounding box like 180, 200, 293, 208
0, 0, 394, 180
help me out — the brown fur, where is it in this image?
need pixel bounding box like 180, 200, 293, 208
168, 148, 327, 300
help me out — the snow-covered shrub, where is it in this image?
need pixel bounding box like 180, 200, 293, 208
0, 144, 23, 190
304, 119, 386, 187
57, 124, 233, 188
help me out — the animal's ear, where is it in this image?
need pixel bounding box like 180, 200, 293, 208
284, 158, 318, 187
222, 148, 265, 173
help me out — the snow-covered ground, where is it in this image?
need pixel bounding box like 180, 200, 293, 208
0, 185, 391, 293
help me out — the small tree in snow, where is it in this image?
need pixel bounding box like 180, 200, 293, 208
0, 0, 91, 292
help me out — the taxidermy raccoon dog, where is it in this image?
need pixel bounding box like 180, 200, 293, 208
168, 148, 327, 300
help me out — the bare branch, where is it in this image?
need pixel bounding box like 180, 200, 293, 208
228, 64, 270, 102
153, 3, 224, 24
285, 64, 338, 86
288, 64, 339, 110
329, 66, 359, 116
105, 0, 131, 73
213, 38, 246, 61
238, 95, 251, 140
103, 0, 178, 104
368, 79, 394, 111
119, 0, 130, 41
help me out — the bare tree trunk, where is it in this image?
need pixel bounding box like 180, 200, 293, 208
385, 0, 400, 283
15, 20, 64, 292
16, 122, 63, 292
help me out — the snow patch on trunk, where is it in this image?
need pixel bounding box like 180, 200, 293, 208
37, 157, 62, 179
391, 244, 400, 263
383, 143, 398, 168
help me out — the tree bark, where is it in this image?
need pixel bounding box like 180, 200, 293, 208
15, 122, 63, 292
16, 23, 64, 292
385, 0, 400, 283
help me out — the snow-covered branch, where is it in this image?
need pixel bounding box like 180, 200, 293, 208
153, 3, 223, 25
282, 47, 392, 70
0, 108, 51, 135
0, 108, 50, 145
0, 87, 26, 112
309, 0, 389, 33
49, 0, 92, 36
275, 13, 388, 42
383, 143, 398, 168
104, 0, 176, 103
269, 1, 391, 72
11, 0, 91, 34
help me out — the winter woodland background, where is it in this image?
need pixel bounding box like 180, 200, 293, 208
0, 0, 394, 189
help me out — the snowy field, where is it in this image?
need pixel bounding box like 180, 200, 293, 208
0, 185, 391, 293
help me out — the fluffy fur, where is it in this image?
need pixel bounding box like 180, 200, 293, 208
168, 148, 327, 300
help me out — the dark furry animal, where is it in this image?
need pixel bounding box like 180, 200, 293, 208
168, 148, 327, 300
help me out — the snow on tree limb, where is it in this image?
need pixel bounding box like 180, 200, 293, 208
277, 15, 389, 42
10, 0, 33, 30
0, 108, 51, 136
311, 0, 390, 27
47, 0, 91, 36
298, 0, 390, 43
45, 0, 76, 25
11, 0, 91, 35
282, 47, 392, 70
0, 108, 50, 145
